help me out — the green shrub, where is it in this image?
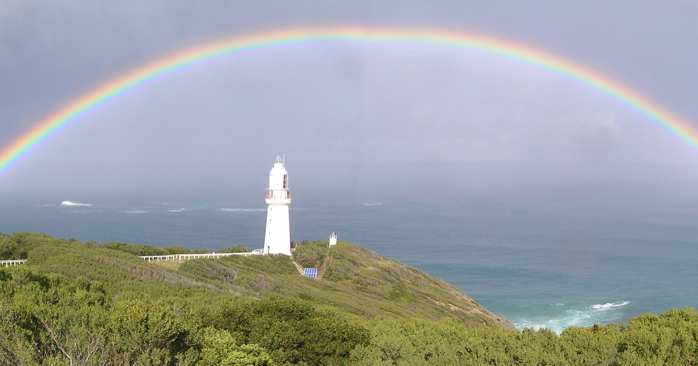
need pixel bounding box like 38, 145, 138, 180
293, 242, 328, 268
221, 245, 251, 253
213, 297, 370, 365
3, 233, 698, 365
0, 233, 33, 259
104, 242, 209, 256
199, 328, 273, 366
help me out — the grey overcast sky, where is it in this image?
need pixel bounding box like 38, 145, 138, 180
1, 1, 697, 204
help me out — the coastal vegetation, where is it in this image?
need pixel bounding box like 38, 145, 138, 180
1, 232, 697, 365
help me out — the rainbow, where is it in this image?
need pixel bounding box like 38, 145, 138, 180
2, 26, 697, 173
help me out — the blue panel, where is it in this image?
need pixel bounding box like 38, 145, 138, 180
303, 268, 318, 279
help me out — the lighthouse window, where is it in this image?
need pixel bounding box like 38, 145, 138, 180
283, 175, 288, 188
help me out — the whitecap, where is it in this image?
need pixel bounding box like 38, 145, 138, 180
361, 202, 383, 207
61, 200, 93, 207
167, 208, 187, 213
591, 301, 630, 311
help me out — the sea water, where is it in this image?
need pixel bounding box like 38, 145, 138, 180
2, 197, 697, 333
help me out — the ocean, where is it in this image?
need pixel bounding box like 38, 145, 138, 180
2, 197, 697, 333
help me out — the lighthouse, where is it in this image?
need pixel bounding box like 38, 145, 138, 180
263, 156, 292, 255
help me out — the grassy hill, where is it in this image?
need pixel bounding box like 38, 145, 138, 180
179, 242, 510, 327
2, 233, 508, 327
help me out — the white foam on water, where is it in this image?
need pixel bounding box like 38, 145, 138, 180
61, 200, 93, 207
167, 208, 187, 213
515, 309, 593, 333
514, 300, 630, 334
361, 202, 383, 207
591, 301, 630, 311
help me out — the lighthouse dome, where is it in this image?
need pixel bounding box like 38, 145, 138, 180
268, 157, 288, 190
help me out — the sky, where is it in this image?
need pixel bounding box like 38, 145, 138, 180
1, 1, 698, 206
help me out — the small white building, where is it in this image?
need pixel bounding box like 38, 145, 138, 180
329, 232, 338, 246
263, 156, 292, 256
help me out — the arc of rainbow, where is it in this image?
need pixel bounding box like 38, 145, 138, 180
2, 27, 697, 173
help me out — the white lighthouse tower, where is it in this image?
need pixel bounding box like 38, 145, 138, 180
263, 156, 292, 256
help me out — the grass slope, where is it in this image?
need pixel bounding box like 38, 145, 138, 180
157, 241, 509, 327
8, 233, 509, 328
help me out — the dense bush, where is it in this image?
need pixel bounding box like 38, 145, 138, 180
104, 242, 250, 256
0, 233, 32, 259
221, 245, 251, 253
0, 269, 277, 366
2, 233, 698, 365
4, 267, 697, 365
350, 312, 698, 365
211, 297, 370, 365
0, 268, 369, 365
104, 242, 209, 256
292, 242, 329, 268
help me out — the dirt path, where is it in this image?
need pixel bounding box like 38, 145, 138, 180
290, 258, 305, 276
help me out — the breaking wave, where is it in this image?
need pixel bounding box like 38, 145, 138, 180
361, 202, 383, 207
220, 208, 266, 213
61, 200, 93, 207
591, 301, 630, 311
167, 208, 187, 213
514, 301, 630, 334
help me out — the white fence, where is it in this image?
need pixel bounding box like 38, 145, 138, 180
140, 252, 259, 262
0, 259, 27, 267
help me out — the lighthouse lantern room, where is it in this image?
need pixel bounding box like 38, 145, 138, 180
264, 156, 292, 255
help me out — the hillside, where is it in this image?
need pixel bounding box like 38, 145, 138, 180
181, 241, 509, 327
3, 233, 698, 365
1, 233, 508, 327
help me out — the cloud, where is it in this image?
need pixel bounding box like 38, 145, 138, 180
1, 1, 697, 201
